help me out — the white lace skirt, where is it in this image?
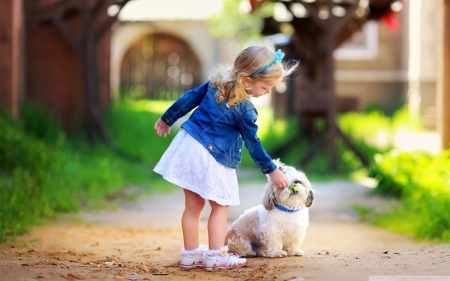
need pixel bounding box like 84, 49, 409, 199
154, 129, 240, 206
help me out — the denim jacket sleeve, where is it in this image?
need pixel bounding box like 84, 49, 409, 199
238, 107, 277, 174
160, 82, 209, 126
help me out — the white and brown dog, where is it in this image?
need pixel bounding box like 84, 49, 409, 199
225, 160, 314, 258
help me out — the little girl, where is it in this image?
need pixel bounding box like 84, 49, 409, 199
154, 44, 296, 271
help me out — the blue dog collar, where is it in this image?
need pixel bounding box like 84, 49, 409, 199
275, 204, 300, 213
249, 49, 285, 77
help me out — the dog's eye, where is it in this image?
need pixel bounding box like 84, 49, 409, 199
294, 181, 302, 185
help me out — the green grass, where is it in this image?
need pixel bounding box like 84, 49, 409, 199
338, 106, 423, 151
104, 100, 176, 164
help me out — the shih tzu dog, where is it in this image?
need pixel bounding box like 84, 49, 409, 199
225, 159, 314, 258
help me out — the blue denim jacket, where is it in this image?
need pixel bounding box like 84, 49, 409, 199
160, 82, 277, 174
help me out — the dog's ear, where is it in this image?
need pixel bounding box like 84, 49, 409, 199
272, 158, 285, 168
273, 158, 281, 167
306, 190, 315, 208
263, 183, 276, 211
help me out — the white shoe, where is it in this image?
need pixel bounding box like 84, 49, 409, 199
180, 244, 207, 269
205, 246, 246, 271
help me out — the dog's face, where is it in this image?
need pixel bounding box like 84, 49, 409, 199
263, 159, 314, 211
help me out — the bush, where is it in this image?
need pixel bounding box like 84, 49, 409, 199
368, 149, 450, 241
0, 102, 174, 242
0, 113, 75, 239
338, 107, 450, 242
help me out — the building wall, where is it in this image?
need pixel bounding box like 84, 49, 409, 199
335, 2, 440, 131
335, 18, 408, 115
24, 2, 111, 132
438, 0, 450, 149
406, 1, 440, 130
110, 20, 235, 100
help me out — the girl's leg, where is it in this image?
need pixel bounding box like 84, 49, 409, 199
208, 200, 229, 250
205, 200, 246, 271
182, 189, 205, 250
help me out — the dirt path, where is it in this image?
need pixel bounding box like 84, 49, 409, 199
1, 180, 449, 281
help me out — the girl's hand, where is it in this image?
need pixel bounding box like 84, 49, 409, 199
268, 168, 289, 189
154, 118, 172, 137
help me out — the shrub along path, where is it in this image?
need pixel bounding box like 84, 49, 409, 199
1, 180, 449, 281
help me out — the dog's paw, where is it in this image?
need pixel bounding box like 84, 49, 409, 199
265, 250, 288, 258
287, 249, 304, 256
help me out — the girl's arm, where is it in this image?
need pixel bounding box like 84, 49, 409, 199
239, 110, 288, 188
160, 82, 209, 127
238, 109, 275, 172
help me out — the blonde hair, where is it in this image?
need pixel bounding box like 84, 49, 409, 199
210, 44, 298, 108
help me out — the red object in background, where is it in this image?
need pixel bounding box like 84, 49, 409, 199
381, 14, 401, 31
381, 0, 405, 32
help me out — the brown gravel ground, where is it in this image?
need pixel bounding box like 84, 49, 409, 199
1, 180, 449, 281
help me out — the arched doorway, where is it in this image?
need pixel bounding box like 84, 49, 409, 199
120, 33, 201, 100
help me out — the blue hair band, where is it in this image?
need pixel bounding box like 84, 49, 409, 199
249, 49, 285, 77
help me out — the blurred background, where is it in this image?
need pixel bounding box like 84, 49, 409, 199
1, 0, 449, 243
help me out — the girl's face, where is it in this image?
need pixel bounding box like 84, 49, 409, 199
244, 78, 281, 98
